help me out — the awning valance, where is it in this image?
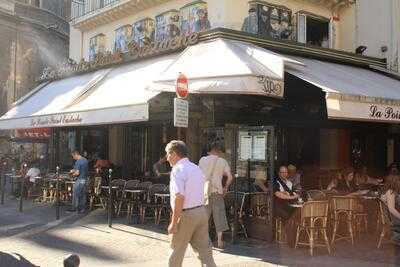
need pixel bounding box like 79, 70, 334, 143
0, 55, 176, 130
286, 57, 400, 123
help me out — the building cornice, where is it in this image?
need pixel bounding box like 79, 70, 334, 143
200, 28, 387, 69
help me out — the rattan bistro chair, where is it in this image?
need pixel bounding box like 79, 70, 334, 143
295, 201, 331, 256
118, 180, 140, 217
140, 184, 166, 224
89, 176, 106, 210
330, 196, 357, 245
377, 198, 393, 248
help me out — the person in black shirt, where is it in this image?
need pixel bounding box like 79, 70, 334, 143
273, 166, 300, 221
273, 166, 300, 247
336, 167, 357, 193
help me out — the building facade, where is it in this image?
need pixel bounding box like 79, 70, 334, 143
0, 0, 70, 156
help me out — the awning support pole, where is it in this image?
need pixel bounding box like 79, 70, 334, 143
56, 166, 60, 220
108, 168, 113, 228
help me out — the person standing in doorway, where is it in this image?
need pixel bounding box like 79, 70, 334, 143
68, 150, 89, 213
199, 141, 234, 249
165, 140, 216, 267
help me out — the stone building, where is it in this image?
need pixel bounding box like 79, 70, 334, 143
0, 0, 70, 116
0, 0, 70, 153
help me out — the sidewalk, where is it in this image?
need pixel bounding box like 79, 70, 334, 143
0, 198, 399, 267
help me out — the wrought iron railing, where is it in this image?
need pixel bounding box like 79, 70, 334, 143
71, 0, 121, 21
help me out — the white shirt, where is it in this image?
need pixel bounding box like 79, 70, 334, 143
277, 178, 293, 192
26, 167, 40, 182
169, 158, 205, 210
199, 155, 230, 194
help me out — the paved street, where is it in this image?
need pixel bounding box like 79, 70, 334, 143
0, 196, 399, 267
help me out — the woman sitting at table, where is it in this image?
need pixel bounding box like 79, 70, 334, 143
381, 174, 400, 245
328, 167, 358, 193
326, 170, 343, 191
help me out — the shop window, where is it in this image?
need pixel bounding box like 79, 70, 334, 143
31, 0, 40, 7
155, 10, 181, 42
241, 2, 293, 40
180, 1, 211, 36
114, 25, 132, 52
132, 18, 155, 47
89, 33, 106, 61
58, 130, 76, 170
296, 13, 332, 48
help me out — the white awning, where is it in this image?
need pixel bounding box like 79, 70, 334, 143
150, 38, 302, 98
286, 57, 400, 123
0, 55, 176, 130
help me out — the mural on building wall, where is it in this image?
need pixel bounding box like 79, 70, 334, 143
155, 10, 180, 42
114, 25, 133, 52
242, 2, 293, 40
132, 18, 155, 47
180, 1, 210, 36
89, 34, 106, 61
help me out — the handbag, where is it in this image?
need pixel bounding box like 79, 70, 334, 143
204, 156, 219, 206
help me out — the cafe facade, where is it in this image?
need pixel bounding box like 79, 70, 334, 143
2, 0, 400, 240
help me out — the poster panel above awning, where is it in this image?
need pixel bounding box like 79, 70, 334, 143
0, 54, 177, 130
286, 57, 400, 123
150, 38, 303, 98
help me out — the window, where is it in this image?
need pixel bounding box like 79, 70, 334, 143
297, 13, 333, 48
180, 1, 211, 36
31, 0, 40, 7
89, 34, 106, 61
114, 25, 132, 52
155, 10, 180, 42
132, 18, 155, 47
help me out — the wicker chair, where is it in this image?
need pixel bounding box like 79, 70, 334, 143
103, 179, 126, 214
330, 196, 358, 245
140, 184, 166, 224
155, 186, 171, 225
118, 180, 140, 217
353, 199, 369, 236
89, 176, 105, 210
307, 190, 326, 201
377, 198, 393, 248
295, 201, 331, 256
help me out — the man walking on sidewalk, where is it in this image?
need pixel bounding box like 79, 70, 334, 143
165, 140, 216, 267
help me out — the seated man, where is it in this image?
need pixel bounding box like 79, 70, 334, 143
274, 166, 299, 221
24, 162, 41, 197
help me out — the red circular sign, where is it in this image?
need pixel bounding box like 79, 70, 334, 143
176, 73, 188, 99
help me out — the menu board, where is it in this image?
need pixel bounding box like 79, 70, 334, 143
239, 135, 252, 160
252, 135, 266, 160
239, 131, 267, 161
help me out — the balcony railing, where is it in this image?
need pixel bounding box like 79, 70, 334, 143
71, 0, 120, 21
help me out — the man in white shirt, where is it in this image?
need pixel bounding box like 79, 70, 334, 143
165, 140, 216, 267
199, 142, 234, 248
25, 166, 40, 183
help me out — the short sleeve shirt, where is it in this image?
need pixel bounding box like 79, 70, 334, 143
199, 155, 231, 194
73, 157, 89, 181
26, 168, 40, 182
169, 158, 205, 210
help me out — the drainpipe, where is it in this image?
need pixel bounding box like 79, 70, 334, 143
13, 23, 18, 102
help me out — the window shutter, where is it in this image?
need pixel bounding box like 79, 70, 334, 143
297, 13, 307, 44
